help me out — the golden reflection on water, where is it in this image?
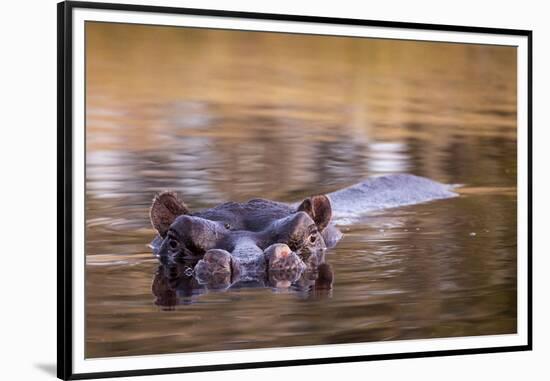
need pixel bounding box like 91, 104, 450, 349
85, 22, 517, 358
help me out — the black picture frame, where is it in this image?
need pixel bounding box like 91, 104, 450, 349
57, 1, 533, 379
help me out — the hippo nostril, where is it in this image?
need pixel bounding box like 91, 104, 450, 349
264, 243, 293, 259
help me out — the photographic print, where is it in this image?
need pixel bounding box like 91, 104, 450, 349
58, 1, 531, 379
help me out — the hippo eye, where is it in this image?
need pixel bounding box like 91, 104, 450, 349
224, 223, 231, 230
168, 239, 179, 250
309, 234, 317, 244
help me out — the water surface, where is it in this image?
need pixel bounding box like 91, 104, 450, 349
85, 22, 517, 358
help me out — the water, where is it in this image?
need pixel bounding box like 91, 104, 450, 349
85, 22, 517, 358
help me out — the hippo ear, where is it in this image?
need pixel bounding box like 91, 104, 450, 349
297, 195, 332, 231
150, 191, 189, 237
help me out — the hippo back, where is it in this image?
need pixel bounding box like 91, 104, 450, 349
327, 174, 458, 221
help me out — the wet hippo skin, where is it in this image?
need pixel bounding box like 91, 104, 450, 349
149, 174, 457, 289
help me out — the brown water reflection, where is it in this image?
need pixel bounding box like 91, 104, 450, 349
85, 22, 517, 358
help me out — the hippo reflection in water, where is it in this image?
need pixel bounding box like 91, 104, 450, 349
149, 174, 457, 303
151, 259, 335, 308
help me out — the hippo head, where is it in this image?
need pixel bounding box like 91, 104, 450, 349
149, 192, 336, 285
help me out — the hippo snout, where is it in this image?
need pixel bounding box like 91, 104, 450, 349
194, 249, 241, 287
194, 243, 307, 287
264, 243, 307, 272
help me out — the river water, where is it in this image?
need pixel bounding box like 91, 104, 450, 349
85, 22, 517, 358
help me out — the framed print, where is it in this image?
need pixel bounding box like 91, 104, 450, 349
57, 1, 532, 379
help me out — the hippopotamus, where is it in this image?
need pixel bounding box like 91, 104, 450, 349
149, 174, 458, 293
